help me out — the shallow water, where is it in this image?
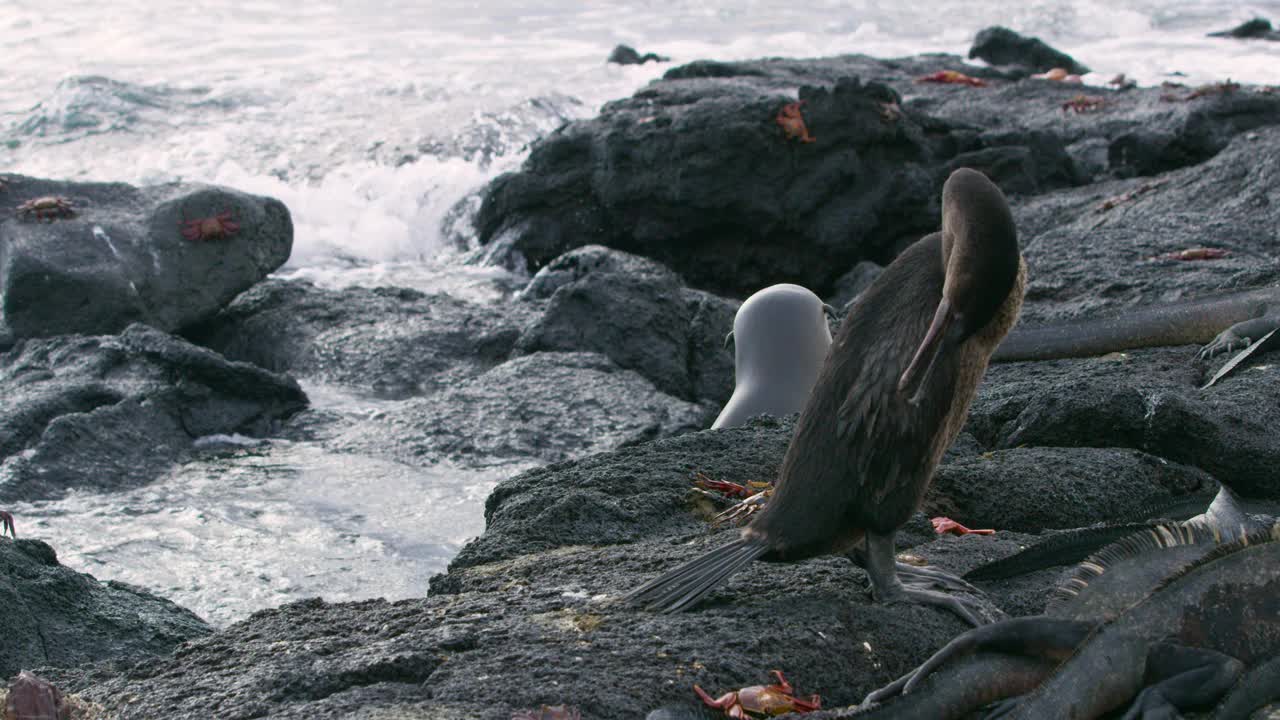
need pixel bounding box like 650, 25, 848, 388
2, 0, 1277, 625
12, 384, 531, 626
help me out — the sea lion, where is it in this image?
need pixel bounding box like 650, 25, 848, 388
629, 168, 1026, 624
712, 284, 834, 430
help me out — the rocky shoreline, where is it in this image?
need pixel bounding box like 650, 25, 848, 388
3, 27, 1280, 719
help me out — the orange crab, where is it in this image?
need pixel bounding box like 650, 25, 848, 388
775, 101, 816, 143
694, 670, 821, 718
1061, 94, 1106, 113
915, 70, 987, 87
15, 196, 76, 222
180, 211, 240, 242
1031, 67, 1083, 84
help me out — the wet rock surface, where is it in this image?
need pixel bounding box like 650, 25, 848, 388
188, 278, 535, 399
0, 323, 306, 502
0, 176, 291, 346
327, 351, 709, 465
0, 538, 211, 678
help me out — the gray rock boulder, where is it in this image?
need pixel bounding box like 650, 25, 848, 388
968, 26, 1090, 75
328, 351, 708, 465
0, 324, 306, 502
0, 175, 291, 345
975, 347, 1280, 500
189, 278, 533, 399
514, 245, 737, 404
0, 537, 211, 677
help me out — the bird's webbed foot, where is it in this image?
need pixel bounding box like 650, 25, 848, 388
0, 510, 14, 538
883, 579, 997, 627
895, 561, 980, 594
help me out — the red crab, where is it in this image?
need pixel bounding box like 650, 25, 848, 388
775, 101, 816, 143
180, 211, 240, 242
15, 196, 76, 222
0, 510, 13, 538
691, 472, 774, 526
692, 471, 755, 499
4, 671, 69, 720
915, 70, 987, 87
510, 705, 580, 720
931, 516, 995, 536
695, 670, 821, 718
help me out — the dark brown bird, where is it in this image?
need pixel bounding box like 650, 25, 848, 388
628, 168, 1026, 624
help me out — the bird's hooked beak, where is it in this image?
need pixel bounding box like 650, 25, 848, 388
897, 297, 963, 405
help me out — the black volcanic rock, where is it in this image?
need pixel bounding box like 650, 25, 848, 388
514, 245, 737, 404
0, 538, 210, 677
0, 324, 306, 502
608, 44, 669, 65
0, 177, 291, 346
474, 52, 1280, 296
968, 26, 1090, 75
1208, 17, 1280, 40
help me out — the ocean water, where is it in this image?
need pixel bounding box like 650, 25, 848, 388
2, 0, 1277, 625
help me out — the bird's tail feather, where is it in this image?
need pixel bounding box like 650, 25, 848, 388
627, 538, 768, 613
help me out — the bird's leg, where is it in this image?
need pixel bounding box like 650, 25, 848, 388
865, 530, 994, 626
848, 545, 977, 593
0, 510, 14, 538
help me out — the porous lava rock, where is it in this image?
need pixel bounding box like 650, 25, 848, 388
0, 538, 211, 677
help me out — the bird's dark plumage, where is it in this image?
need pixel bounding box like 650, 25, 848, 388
629, 168, 1025, 619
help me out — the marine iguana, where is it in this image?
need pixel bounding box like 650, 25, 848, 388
992, 285, 1280, 363
857, 520, 1280, 719
963, 485, 1271, 581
